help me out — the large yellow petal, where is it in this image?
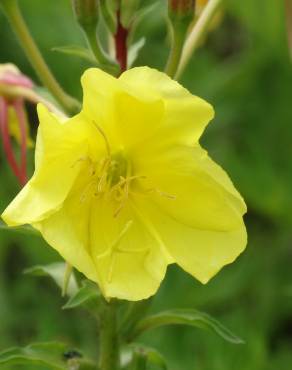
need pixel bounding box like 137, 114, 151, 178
111, 92, 164, 152
89, 196, 170, 300
33, 167, 98, 283
81, 67, 213, 153
120, 67, 214, 146
2, 105, 91, 226
81, 67, 121, 147
133, 144, 246, 232
136, 196, 247, 284
81, 68, 165, 151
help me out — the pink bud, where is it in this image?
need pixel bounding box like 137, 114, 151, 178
0, 63, 33, 89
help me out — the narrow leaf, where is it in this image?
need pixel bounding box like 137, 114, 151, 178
0, 342, 96, 370
52, 45, 96, 64
128, 309, 244, 344
0, 342, 68, 369
25, 262, 78, 297
63, 280, 101, 310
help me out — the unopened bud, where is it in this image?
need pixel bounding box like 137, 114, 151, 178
72, 0, 99, 29
168, 0, 195, 21
121, 0, 140, 28
0, 63, 64, 116
0, 63, 34, 100
286, 0, 292, 61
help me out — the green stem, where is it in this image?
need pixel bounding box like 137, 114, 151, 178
175, 0, 222, 79
165, 22, 188, 78
83, 25, 119, 75
1, 0, 80, 115
99, 300, 119, 370
120, 299, 152, 341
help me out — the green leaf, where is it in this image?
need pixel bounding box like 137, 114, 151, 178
129, 344, 167, 370
52, 45, 96, 64
128, 309, 244, 344
128, 38, 145, 67
0, 342, 67, 370
63, 280, 101, 310
0, 342, 66, 369
0, 341, 97, 369
25, 262, 78, 297
0, 221, 40, 236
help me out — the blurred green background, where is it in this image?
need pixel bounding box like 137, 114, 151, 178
1, 0, 292, 369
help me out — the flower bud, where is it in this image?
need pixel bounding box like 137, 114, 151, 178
0, 63, 34, 100
71, 0, 99, 29
286, 0, 292, 60
0, 64, 35, 185
0, 63, 65, 185
168, 0, 195, 21
120, 0, 140, 28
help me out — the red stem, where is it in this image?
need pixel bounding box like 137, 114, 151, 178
114, 10, 128, 73
0, 97, 25, 186
13, 99, 28, 185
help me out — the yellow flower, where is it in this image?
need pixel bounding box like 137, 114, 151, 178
1, 67, 247, 301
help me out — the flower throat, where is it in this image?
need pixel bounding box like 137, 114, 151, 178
80, 122, 175, 217
86, 122, 142, 217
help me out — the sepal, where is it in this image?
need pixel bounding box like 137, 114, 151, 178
63, 280, 101, 311
128, 38, 145, 67
24, 262, 78, 297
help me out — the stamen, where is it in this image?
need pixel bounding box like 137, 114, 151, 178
91, 120, 111, 156
109, 175, 146, 217
80, 179, 96, 202
77, 121, 175, 217
71, 156, 95, 176
97, 157, 111, 193
146, 187, 176, 200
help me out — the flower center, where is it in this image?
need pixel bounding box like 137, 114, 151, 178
78, 123, 143, 216
79, 122, 175, 217
107, 152, 129, 187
